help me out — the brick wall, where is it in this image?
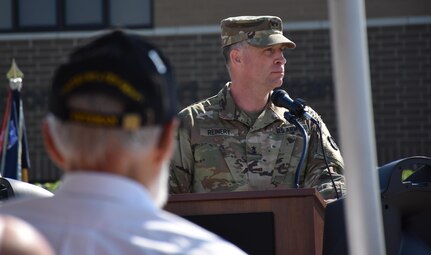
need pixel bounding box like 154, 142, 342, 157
368, 25, 431, 162
154, 0, 431, 26
0, 23, 429, 182
0, 38, 85, 181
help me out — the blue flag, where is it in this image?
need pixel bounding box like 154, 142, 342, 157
0, 89, 30, 180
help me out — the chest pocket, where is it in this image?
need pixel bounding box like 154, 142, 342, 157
192, 128, 246, 192
192, 125, 304, 190
271, 132, 301, 185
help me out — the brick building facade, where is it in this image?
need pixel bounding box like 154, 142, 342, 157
0, 0, 430, 182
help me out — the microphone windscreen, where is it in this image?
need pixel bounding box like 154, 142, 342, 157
271, 88, 288, 107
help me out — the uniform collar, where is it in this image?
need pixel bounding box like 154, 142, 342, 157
218, 82, 287, 128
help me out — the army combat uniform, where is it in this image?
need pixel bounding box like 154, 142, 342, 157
169, 83, 345, 201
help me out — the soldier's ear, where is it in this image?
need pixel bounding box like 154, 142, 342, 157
230, 49, 241, 64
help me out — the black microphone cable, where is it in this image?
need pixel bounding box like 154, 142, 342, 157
309, 117, 341, 200
272, 88, 341, 199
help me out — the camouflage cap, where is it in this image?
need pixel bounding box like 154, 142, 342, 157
220, 16, 296, 48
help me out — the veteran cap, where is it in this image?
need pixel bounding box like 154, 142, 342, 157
49, 29, 178, 131
220, 16, 296, 48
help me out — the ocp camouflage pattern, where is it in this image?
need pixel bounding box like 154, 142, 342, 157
169, 83, 346, 201
220, 16, 295, 48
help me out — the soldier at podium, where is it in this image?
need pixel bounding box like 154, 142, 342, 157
169, 15, 346, 202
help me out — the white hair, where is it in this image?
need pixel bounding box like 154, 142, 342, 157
46, 93, 162, 166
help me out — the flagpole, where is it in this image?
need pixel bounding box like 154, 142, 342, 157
328, 0, 386, 254
0, 92, 11, 176
1, 59, 29, 181
8, 59, 30, 182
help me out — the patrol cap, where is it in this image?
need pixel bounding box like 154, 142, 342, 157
49, 30, 178, 131
220, 15, 296, 48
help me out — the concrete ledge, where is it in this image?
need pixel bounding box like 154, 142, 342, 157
0, 16, 430, 41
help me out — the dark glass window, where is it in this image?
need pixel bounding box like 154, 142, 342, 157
0, 0, 153, 33
0, 0, 12, 29
19, 0, 56, 27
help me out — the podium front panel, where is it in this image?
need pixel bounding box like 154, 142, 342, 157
165, 189, 326, 255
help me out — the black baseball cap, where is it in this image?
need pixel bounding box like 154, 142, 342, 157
49, 29, 178, 131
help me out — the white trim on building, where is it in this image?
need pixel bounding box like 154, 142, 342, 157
0, 16, 430, 41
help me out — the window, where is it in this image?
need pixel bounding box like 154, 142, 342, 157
19, 0, 57, 27
0, 0, 12, 29
0, 0, 153, 33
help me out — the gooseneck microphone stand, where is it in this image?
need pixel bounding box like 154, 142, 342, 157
272, 88, 340, 198
283, 111, 309, 189
284, 108, 309, 188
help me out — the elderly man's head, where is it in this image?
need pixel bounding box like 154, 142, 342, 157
44, 30, 178, 207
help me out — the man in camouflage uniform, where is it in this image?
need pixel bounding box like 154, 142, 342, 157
169, 15, 345, 202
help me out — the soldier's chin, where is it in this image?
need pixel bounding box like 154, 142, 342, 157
151, 160, 170, 208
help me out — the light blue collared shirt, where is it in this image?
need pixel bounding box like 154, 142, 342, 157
0, 171, 246, 255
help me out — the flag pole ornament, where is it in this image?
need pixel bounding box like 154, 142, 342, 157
0, 59, 30, 181
7, 59, 24, 91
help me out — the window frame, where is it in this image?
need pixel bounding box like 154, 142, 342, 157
0, 0, 153, 33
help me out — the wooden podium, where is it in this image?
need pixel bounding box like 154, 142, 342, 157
165, 188, 326, 255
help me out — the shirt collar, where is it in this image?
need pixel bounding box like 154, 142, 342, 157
55, 171, 156, 209
218, 82, 287, 128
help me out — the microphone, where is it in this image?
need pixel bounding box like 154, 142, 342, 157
271, 88, 312, 120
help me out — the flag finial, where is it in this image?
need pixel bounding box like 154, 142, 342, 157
6, 59, 24, 91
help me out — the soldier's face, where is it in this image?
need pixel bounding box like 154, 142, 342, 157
241, 44, 287, 89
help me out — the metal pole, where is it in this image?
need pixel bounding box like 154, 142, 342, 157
327, 0, 386, 254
